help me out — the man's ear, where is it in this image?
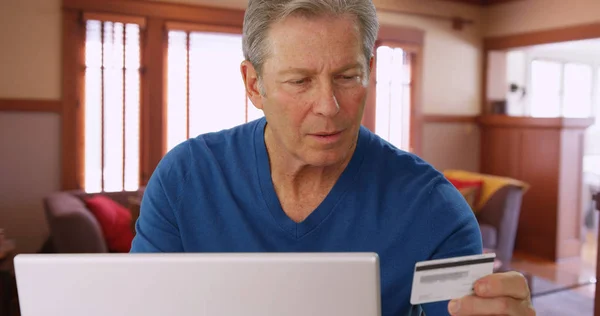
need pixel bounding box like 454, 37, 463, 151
241, 60, 264, 110
368, 55, 374, 75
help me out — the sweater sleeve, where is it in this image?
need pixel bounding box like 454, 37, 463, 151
130, 145, 187, 253
419, 179, 484, 316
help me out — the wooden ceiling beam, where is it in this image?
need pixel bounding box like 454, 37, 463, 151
436, 0, 525, 6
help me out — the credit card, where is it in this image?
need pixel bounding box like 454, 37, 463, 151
410, 253, 495, 305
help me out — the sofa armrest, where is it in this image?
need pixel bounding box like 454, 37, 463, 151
44, 192, 108, 253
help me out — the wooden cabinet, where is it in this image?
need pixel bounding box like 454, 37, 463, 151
479, 115, 594, 261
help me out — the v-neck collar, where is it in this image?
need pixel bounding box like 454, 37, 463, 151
253, 118, 368, 239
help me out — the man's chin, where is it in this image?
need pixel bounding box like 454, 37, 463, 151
303, 149, 352, 168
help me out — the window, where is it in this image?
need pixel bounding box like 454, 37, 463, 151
166, 28, 263, 152
375, 45, 412, 151
530, 60, 594, 118
594, 67, 600, 122
563, 63, 593, 118
84, 18, 142, 193
530, 60, 561, 117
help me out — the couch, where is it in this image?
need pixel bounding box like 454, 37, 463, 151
43, 189, 144, 253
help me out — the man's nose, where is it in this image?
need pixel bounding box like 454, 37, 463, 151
312, 82, 340, 117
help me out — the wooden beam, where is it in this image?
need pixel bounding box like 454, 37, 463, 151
436, 0, 524, 6
140, 17, 167, 185
62, 0, 245, 28
0, 99, 61, 113
377, 25, 425, 46
485, 22, 600, 50
61, 9, 86, 191
478, 115, 595, 129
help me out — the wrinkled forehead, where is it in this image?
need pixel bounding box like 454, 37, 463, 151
262, 14, 366, 72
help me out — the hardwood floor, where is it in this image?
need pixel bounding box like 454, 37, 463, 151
509, 231, 597, 315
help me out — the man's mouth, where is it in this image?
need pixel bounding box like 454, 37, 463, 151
312, 131, 342, 137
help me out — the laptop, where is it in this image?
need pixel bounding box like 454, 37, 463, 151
14, 252, 381, 316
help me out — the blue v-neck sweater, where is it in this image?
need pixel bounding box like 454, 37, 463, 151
131, 117, 482, 316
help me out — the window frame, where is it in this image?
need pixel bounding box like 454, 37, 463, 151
368, 37, 424, 155
61, 0, 246, 191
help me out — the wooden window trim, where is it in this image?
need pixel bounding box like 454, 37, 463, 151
83, 12, 146, 28
63, 0, 245, 28
62, 9, 86, 190
377, 25, 425, 47
0, 99, 62, 113
165, 22, 242, 34
484, 22, 600, 51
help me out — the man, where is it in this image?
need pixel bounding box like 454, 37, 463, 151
131, 0, 535, 315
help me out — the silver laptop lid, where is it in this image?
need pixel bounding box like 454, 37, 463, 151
14, 252, 381, 316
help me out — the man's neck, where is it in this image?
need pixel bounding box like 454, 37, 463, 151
264, 125, 354, 200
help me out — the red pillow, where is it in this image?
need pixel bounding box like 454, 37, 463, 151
446, 177, 484, 206
84, 195, 134, 252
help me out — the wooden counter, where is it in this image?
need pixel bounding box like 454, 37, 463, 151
479, 115, 594, 261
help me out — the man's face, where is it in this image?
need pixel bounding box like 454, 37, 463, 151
244, 14, 372, 167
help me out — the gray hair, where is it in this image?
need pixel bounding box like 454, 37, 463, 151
242, 0, 379, 78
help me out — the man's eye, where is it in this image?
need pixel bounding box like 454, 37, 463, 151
337, 75, 358, 81
289, 78, 309, 85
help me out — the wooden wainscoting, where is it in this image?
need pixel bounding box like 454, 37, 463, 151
423, 114, 478, 123
479, 115, 594, 261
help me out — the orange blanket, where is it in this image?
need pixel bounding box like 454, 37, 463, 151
443, 170, 529, 212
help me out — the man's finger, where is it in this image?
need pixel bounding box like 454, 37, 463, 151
474, 271, 531, 300
448, 295, 534, 316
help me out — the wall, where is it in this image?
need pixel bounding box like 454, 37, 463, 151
0, 0, 62, 253
484, 0, 600, 37
375, 1, 482, 171
422, 122, 480, 172
0, 113, 60, 253
0, 0, 61, 99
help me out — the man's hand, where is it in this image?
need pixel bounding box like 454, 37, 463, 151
447, 271, 536, 316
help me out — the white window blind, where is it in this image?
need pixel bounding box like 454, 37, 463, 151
166, 30, 263, 152
375, 45, 411, 152
84, 19, 141, 193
